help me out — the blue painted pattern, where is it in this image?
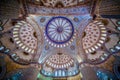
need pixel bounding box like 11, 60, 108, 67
45, 16, 74, 44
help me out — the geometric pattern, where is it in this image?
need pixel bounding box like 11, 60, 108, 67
13, 21, 37, 54
45, 16, 75, 48
82, 20, 107, 53
45, 53, 74, 69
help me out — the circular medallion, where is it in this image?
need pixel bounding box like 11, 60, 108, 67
45, 16, 75, 47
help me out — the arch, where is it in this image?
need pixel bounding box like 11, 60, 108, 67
54, 1, 64, 8
39, 49, 78, 64
26, 16, 44, 62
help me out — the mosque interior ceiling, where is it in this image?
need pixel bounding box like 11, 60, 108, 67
0, 0, 120, 80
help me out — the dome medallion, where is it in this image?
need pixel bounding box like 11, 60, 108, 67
45, 16, 75, 48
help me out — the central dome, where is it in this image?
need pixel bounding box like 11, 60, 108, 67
45, 16, 75, 47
